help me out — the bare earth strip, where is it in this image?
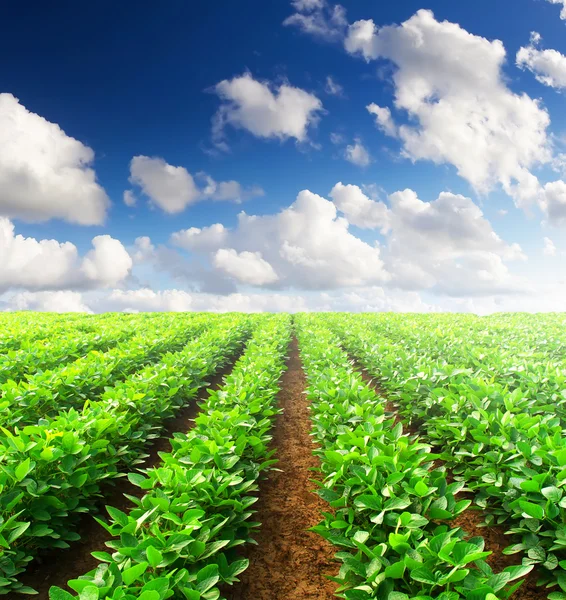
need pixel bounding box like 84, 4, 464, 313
228, 337, 337, 600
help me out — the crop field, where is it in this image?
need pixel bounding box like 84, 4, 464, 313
1, 312, 565, 600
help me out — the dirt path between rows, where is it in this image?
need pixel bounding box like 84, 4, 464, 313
19, 354, 241, 600
227, 337, 337, 600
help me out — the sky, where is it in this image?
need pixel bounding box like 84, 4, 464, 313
2, 0, 566, 314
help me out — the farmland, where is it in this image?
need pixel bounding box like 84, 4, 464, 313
0, 313, 564, 600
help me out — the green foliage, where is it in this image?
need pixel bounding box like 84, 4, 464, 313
0, 315, 251, 594
296, 316, 531, 600
48, 315, 291, 600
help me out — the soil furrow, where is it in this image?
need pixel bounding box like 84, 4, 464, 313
19, 354, 241, 600
227, 337, 337, 600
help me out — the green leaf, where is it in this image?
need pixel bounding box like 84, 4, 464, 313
519, 500, 544, 520
122, 562, 148, 585
384, 561, 406, 579
414, 481, 429, 497
49, 588, 75, 600
79, 586, 98, 600
15, 458, 31, 481
146, 546, 163, 568
196, 564, 219, 593
542, 486, 562, 503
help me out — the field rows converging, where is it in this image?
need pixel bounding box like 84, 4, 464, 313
0, 312, 565, 600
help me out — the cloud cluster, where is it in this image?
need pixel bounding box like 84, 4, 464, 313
517, 33, 566, 89
329, 184, 526, 296
212, 73, 323, 148
344, 138, 371, 167
0, 94, 109, 225
284, 0, 347, 41
172, 188, 390, 290
345, 10, 552, 210
0, 218, 132, 293
547, 0, 566, 20
125, 156, 264, 213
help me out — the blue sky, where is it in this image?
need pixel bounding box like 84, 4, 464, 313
1, 0, 566, 313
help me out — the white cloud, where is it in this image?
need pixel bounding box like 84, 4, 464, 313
129, 156, 200, 214
172, 189, 389, 290
367, 103, 397, 137
517, 33, 566, 89
344, 138, 371, 167
212, 73, 323, 147
345, 10, 552, 209
132, 236, 155, 263
123, 190, 137, 207
99, 288, 309, 313
325, 75, 344, 96
384, 189, 527, 295
199, 174, 264, 203
0, 217, 132, 293
128, 156, 263, 213
291, 0, 324, 10
5, 291, 92, 313
329, 182, 390, 231
0, 94, 109, 225
80, 236, 133, 286
213, 249, 279, 285
284, 1, 347, 41
541, 179, 566, 225
544, 236, 557, 256
547, 0, 566, 20
171, 224, 229, 252
330, 132, 345, 145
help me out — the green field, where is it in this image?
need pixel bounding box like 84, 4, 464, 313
0, 312, 564, 600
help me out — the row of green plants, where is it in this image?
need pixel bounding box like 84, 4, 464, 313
48, 314, 292, 600
0, 317, 251, 595
331, 315, 566, 598
0, 314, 102, 353
296, 315, 530, 600
0, 317, 141, 385
0, 314, 211, 429
356, 313, 566, 404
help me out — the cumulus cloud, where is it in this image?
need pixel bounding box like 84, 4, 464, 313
5, 291, 93, 313
547, 0, 566, 20
123, 190, 137, 207
517, 33, 566, 89
98, 288, 309, 314
0, 94, 109, 225
384, 189, 527, 295
345, 10, 552, 209
367, 103, 397, 137
544, 236, 557, 256
344, 138, 371, 167
325, 75, 344, 96
284, 0, 347, 41
212, 73, 323, 148
199, 174, 264, 203
329, 182, 390, 231
541, 180, 566, 225
213, 249, 279, 285
0, 217, 132, 293
172, 189, 389, 290
128, 156, 200, 213
127, 156, 263, 214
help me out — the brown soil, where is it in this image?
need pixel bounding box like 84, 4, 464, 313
18, 356, 240, 600
227, 337, 338, 600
